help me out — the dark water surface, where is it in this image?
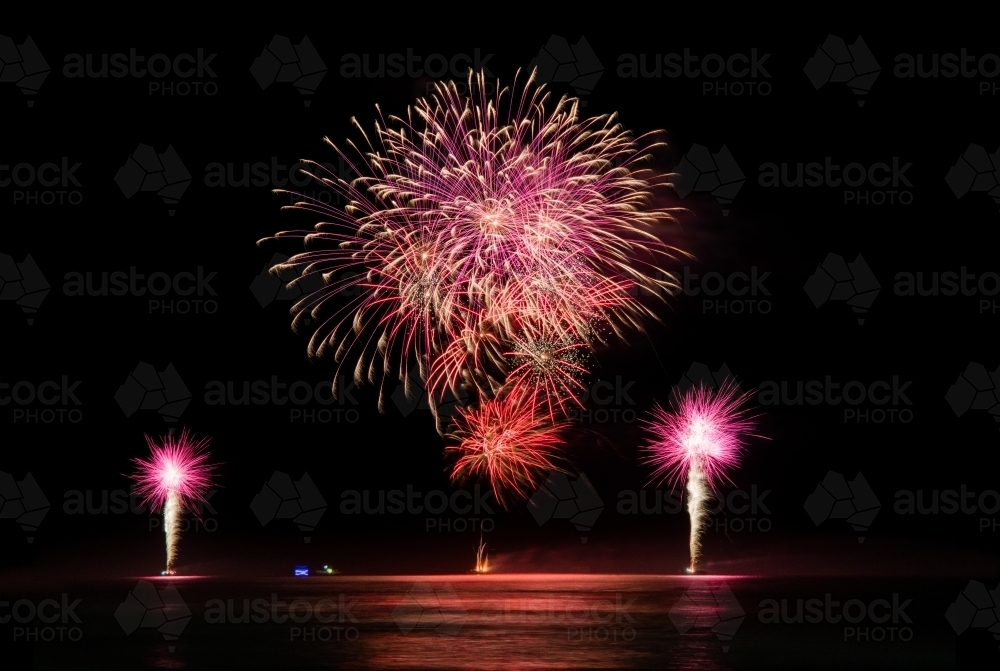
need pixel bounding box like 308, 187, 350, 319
1, 574, 961, 669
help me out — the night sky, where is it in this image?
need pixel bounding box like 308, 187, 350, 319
1, 20, 999, 667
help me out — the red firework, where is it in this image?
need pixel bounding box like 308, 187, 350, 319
446, 385, 564, 505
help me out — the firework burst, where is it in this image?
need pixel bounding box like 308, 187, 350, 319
642, 381, 761, 572
262, 68, 683, 500
446, 385, 564, 506
263, 70, 679, 400
128, 429, 218, 574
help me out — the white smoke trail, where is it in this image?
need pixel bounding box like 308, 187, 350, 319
686, 460, 710, 572
164, 489, 180, 574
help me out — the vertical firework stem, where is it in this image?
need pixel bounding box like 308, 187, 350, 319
686, 461, 709, 572
164, 489, 180, 574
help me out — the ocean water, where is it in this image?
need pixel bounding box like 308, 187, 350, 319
2, 574, 962, 669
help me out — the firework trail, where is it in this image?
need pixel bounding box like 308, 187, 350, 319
261, 69, 683, 500
128, 429, 218, 574
642, 381, 760, 572
473, 530, 489, 574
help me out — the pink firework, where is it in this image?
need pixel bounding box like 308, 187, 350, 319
261, 69, 681, 417
642, 381, 760, 571
130, 429, 217, 513
446, 385, 564, 506
129, 429, 218, 574
642, 381, 758, 490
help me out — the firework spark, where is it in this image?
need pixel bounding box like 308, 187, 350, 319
128, 429, 218, 574
446, 385, 564, 506
642, 381, 760, 572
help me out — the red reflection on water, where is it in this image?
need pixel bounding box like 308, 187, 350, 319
349, 574, 740, 670
130, 575, 213, 581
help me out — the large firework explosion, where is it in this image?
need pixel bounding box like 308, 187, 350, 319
642, 381, 760, 572
262, 69, 681, 499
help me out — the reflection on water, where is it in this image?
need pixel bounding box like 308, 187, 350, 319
11, 574, 953, 669
359, 575, 735, 670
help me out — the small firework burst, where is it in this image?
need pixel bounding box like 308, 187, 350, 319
642, 381, 761, 572
446, 385, 564, 505
128, 429, 218, 574
643, 381, 757, 489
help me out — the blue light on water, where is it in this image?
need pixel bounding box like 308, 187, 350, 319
294, 566, 309, 576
